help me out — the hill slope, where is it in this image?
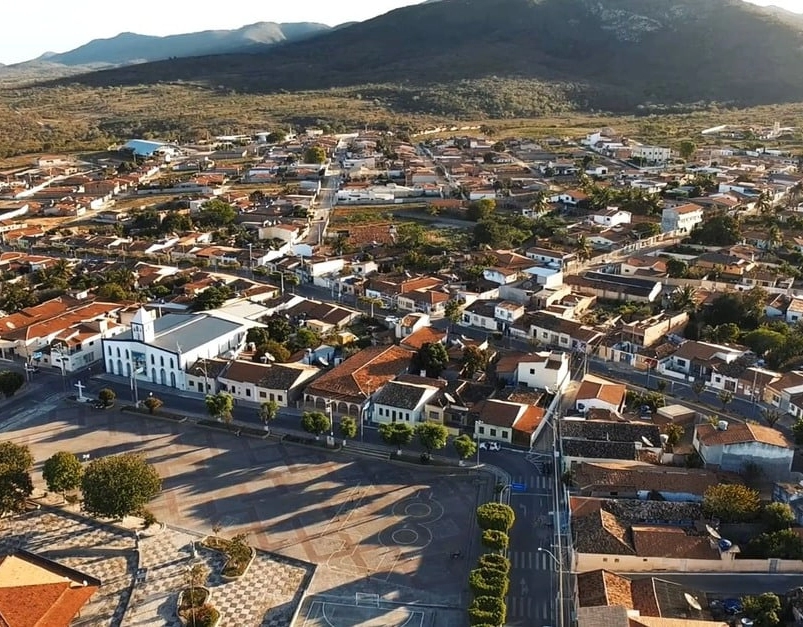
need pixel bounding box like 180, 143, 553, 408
38, 0, 803, 112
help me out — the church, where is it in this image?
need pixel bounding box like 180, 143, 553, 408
101, 307, 253, 391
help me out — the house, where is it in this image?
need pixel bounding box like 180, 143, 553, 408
493, 301, 525, 330
525, 246, 576, 269
562, 420, 662, 464
303, 345, 412, 418
461, 300, 501, 331
472, 398, 545, 447
216, 359, 319, 407
631, 145, 672, 164
619, 256, 667, 277
103, 307, 254, 390
371, 378, 443, 425
660, 341, 746, 382
661, 203, 704, 234
765, 370, 803, 414
692, 252, 755, 277
566, 272, 662, 303
397, 287, 450, 317
515, 351, 570, 391
571, 498, 739, 573
573, 461, 721, 502
786, 297, 803, 324
553, 189, 589, 206
619, 312, 689, 349
693, 420, 794, 477
574, 375, 627, 414
528, 311, 603, 353
772, 483, 803, 526
577, 569, 715, 622
395, 313, 430, 340
0, 550, 101, 627
591, 208, 631, 228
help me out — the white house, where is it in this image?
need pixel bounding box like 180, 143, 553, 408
258, 223, 305, 245
694, 421, 794, 477
371, 379, 442, 425
591, 207, 631, 228
574, 375, 626, 414
516, 351, 570, 391
631, 145, 672, 164
787, 297, 803, 324
102, 307, 254, 390
395, 313, 431, 340
216, 359, 318, 407
473, 399, 545, 447
661, 203, 704, 234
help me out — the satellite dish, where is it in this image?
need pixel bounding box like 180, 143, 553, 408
706, 525, 721, 540
684, 593, 702, 611
641, 436, 654, 447
444, 392, 456, 404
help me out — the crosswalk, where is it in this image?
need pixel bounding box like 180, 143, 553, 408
506, 595, 553, 622
509, 550, 553, 570
510, 474, 552, 490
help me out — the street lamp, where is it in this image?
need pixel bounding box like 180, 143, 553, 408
130, 355, 144, 405
325, 399, 334, 437
247, 243, 253, 278
537, 547, 566, 627
52, 342, 67, 392
475, 420, 484, 467
195, 361, 210, 394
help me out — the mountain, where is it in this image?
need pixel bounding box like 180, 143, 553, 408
39, 0, 803, 112
10, 21, 331, 70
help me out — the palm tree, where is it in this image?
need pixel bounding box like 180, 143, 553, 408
575, 235, 592, 261
670, 285, 698, 312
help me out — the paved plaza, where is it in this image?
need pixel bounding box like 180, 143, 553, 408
3, 401, 489, 626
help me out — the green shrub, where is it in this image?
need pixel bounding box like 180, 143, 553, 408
476, 502, 516, 532
186, 604, 219, 627
468, 567, 509, 597
478, 553, 510, 574
468, 596, 506, 626
480, 529, 509, 552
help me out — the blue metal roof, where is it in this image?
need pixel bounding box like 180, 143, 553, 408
122, 139, 168, 156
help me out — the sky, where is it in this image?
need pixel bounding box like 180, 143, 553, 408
1, 0, 800, 65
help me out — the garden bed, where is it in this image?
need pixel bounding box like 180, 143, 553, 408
121, 406, 188, 422
177, 586, 210, 624
201, 536, 256, 579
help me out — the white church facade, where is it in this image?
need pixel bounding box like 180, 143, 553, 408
101, 307, 253, 391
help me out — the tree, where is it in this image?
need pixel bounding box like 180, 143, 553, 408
574, 235, 592, 261
196, 199, 237, 227
691, 381, 706, 401
453, 434, 477, 462
378, 421, 414, 453
415, 422, 448, 453
81, 453, 162, 519
246, 327, 269, 347
718, 389, 734, 410
191, 285, 232, 311
0, 370, 24, 398
293, 327, 320, 350
300, 410, 331, 440
338, 415, 358, 445
462, 345, 489, 378
689, 215, 741, 246
468, 596, 507, 627
480, 529, 509, 552
0, 279, 36, 313
265, 316, 292, 343
743, 328, 787, 358
742, 592, 782, 627
254, 340, 291, 363
678, 140, 697, 160
793, 417, 803, 445
747, 529, 803, 560
0, 441, 34, 514
703, 484, 761, 522
709, 323, 741, 344
444, 299, 463, 328
466, 198, 496, 221
666, 258, 688, 278
664, 423, 684, 450
98, 388, 116, 407
413, 342, 450, 378
42, 452, 84, 497
763, 502, 795, 531
258, 400, 279, 425
478, 553, 510, 574
303, 146, 327, 164
143, 395, 163, 414
395, 223, 427, 248
761, 407, 782, 428
205, 392, 234, 426
476, 503, 516, 532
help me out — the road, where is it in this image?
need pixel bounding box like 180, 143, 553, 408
305, 173, 340, 246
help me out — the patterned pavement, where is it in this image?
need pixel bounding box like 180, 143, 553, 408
1, 508, 313, 627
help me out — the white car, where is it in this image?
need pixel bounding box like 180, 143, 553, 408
479, 441, 501, 451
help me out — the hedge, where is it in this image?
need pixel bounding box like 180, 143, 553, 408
468, 567, 509, 597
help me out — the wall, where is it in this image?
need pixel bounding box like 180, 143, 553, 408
574, 552, 803, 573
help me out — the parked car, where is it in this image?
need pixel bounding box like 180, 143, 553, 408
479, 441, 501, 451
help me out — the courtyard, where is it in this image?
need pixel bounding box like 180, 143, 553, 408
3, 401, 488, 626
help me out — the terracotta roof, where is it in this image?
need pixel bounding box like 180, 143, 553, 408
220, 359, 316, 391
576, 378, 626, 408
630, 619, 727, 627
474, 399, 525, 428
0, 552, 99, 627
631, 526, 719, 560
399, 327, 447, 350
695, 422, 790, 448
577, 569, 634, 609
304, 345, 412, 403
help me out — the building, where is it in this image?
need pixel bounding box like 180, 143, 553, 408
631, 145, 672, 164
528, 311, 604, 353
515, 351, 570, 391
660, 341, 746, 382
661, 203, 704, 234
567, 272, 663, 303
371, 378, 443, 425
472, 399, 545, 447
216, 359, 319, 407
694, 421, 793, 477
0, 550, 100, 626
102, 307, 253, 390
303, 345, 413, 418
574, 375, 627, 415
